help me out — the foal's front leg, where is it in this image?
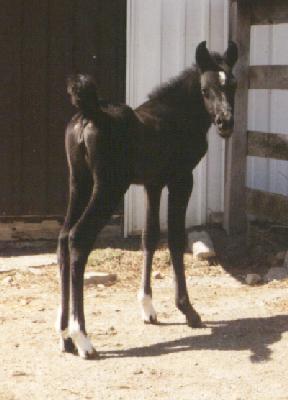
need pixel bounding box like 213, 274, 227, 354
138, 185, 162, 323
168, 175, 202, 328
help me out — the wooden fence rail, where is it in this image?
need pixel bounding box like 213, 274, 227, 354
226, 0, 288, 232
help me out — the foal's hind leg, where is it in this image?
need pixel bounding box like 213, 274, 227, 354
68, 185, 125, 358
138, 185, 162, 323
56, 176, 91, 353
168, 174, 202, 328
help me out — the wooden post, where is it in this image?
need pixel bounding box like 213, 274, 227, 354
223, 0, 251, 234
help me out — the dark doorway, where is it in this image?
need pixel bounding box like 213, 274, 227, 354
0, 0, 127, 218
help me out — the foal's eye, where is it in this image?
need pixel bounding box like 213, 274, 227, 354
201, 88, 209, 98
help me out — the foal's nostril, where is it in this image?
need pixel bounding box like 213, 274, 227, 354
215, 116, 222, 127
216, 117, 234, 131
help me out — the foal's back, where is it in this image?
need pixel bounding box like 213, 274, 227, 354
130, 81, 210, 185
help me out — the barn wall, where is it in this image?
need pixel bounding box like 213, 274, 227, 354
125, 0, 229, 235
0, 1, 127, 219
247, 24, 288, 198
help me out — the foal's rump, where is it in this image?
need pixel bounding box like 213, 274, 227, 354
66, 74, 135, 187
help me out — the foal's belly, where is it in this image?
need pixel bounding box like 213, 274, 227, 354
128, 114, 208, 186
130, 141, 208, 186
131, 149, 171, 185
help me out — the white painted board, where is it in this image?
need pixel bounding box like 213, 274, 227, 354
247, 24, 288, 198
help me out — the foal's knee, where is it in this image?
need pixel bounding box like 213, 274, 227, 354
68, 227, 78, 248
68, 228, 85, 251
68, 225, 95, 253
68, 228, 90, 270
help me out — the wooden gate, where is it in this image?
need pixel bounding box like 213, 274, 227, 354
0, 0, 126, 219
224, 0, 288, 233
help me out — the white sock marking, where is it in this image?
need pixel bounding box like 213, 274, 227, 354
219, 71, 226, 86
69, 319, 95, 358
138, 291, 157, 322
55, 306, 62, 333
55, 306, 70, 352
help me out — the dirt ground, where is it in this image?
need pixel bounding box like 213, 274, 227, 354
0, 226, 288, 400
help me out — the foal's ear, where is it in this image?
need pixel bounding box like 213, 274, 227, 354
224, 41, 238, 69
195, 41, 217, 72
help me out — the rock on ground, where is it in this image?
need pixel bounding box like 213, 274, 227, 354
153, 271, 164, 279
188, 231, 216, 260
264, 267, 288, 283
245, 273, 262, 285
84, 271, 117, 286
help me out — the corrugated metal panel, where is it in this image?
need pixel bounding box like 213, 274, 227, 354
247, 24, 288, 198
125, 0, 229, 235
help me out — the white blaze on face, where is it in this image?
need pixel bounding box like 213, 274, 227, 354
218, 71, 226, 86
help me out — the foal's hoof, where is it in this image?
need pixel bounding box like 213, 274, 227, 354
80, 347, 99, 360
70, 330, 98, 360
186, 311, 203, 328
61, 337, 77, 354
144, 315, 158, 325
138, 292, 158, 325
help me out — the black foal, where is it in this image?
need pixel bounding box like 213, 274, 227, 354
56, 41, 238, 358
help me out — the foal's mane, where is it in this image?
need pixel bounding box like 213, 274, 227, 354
148, 67, 200, 103
148, 52, 225, 104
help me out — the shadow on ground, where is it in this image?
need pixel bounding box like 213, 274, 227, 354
207, 223, 288, 282
99, 314, 288, 363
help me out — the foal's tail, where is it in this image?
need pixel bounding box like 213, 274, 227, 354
67, 74, 100, 117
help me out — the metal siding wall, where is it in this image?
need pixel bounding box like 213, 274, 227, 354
125, 0, 228, 235
247, 24, 288, 198
125, 0, 162, 234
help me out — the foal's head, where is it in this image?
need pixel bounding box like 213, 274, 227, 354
67, 74, 99, 112
196, 41, 238, 138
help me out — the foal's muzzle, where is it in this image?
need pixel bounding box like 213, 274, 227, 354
215, 115, 234, 138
